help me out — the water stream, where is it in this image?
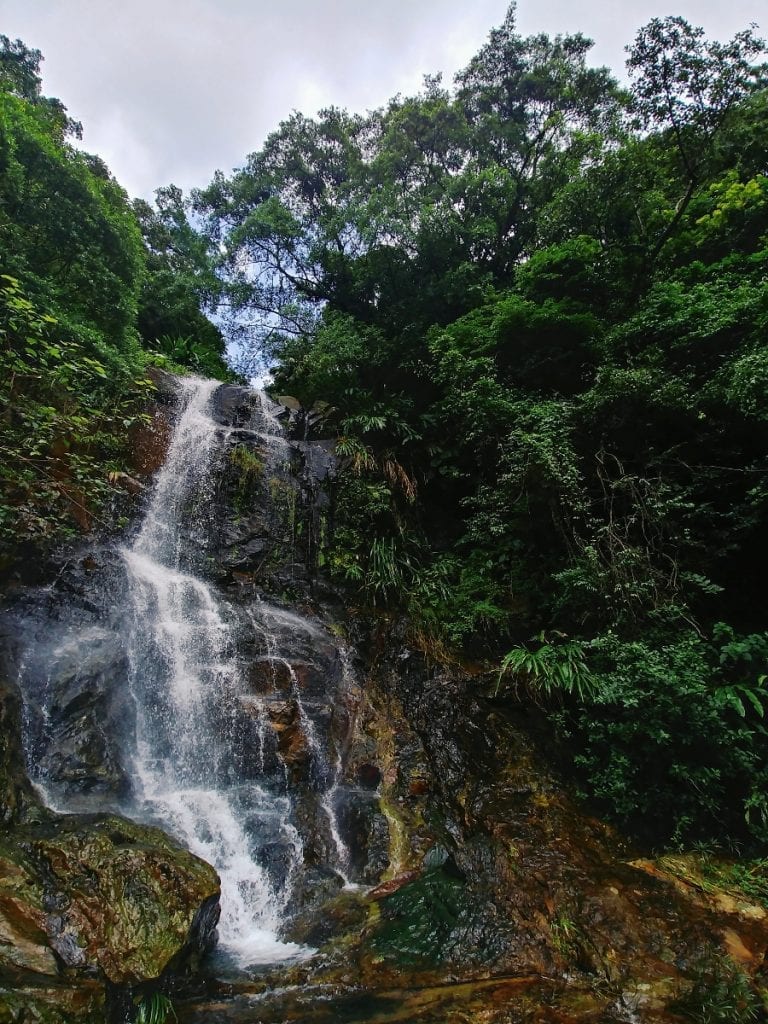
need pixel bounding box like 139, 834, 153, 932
120, 379, 306, 963
14, 376, 357, 968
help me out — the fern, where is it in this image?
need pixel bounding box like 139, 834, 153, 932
336, 436, 376, 474
367, 536, 410, 602
496, 633, 599, 702
713, 675, 768, 718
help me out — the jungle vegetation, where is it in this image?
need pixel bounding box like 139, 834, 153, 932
195, 5, 768, 849
0, 35, 231, 564
3, 5, 768, 850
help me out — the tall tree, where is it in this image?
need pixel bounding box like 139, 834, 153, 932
134, 185, 231, 378
626, 16, 766, 262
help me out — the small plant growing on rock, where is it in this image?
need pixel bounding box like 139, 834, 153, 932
496, 632, 599, 702
134, 992, 177, 1024
672, 958, 760, 1023
229, 444, 265, 481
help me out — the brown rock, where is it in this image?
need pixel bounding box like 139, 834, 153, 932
369, 869, 421, 900
128, 407, 173, 479
0, 883, 58, 975
277, 723, 310, 766
265, 699, 297, 728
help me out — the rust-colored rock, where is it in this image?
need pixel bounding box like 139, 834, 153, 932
127, 407, 173, 479
279, 726, 310, 766
368, 869, 421, 900
248, 658, 293, 694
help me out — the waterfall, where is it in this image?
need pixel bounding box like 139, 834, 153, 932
121, 377, 308, 964
9, 374, 362, 969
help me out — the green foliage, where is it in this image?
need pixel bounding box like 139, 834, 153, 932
134, 992, 176, 1024
367, 536, 409, 604
626, 16, 766, 266
0, 32, 238, 571
0, 34, 82, 138
555, 626, 768, 846
134, 186, 233, 381
690, 855, 768, 909
406, 551, 509, 649
497, 634, 598, 701
0, 275, 153, 558
671, 958, 760, 1023
0, 89, 145, 360
228, 445, 265, 481
627, 18, 765, 165
268, 477, 298, 541
148, 334, 233, 381
0, 52, 180, 567
726, 347, 768, 420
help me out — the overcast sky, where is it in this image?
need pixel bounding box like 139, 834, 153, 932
2, 0, 765, 199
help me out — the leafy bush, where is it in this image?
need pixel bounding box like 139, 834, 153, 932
553, 626, 768, 846
0, 275, 153, 562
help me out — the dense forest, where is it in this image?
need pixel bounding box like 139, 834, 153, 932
2, 3, 768, 856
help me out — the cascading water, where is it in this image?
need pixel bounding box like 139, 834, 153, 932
254, 601, 353, 885
10, 374, 367, 970
121, 377, 307, 964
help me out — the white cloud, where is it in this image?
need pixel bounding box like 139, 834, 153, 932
2, 0, 763, 198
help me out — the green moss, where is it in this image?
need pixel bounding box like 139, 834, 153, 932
368, 867, 467, 966
268, 477, 298, 539
229, 445, 265, 481
0, 984, 105, 1024
0, 816, 219, 985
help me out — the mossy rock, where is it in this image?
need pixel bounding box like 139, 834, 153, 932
0, 814, 220, 986
367, 866, 469, 967
0, 971, 104, 1023
0, 677, 37, 827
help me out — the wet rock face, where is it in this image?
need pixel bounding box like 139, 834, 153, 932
0, 815, 220, 985
207, 386, 336, 601
0, 675, 36, 826
1, 556, 134, 809
332, 639, 768, 1016
37, 634, 132, 802
126, 369, 177, 480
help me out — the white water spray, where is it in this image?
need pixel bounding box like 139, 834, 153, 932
121, 378, 306, 965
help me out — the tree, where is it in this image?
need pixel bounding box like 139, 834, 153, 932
134, 185, 232, 379
453, 3, 622, 271
0, 34, 81, 138
626, 16, 766, 262
0, 40, 151, 565
0, 35, 42, 99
